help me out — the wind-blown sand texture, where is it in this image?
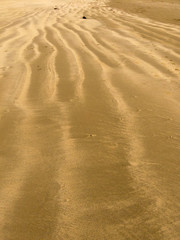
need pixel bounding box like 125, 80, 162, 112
0, 0, 180, 239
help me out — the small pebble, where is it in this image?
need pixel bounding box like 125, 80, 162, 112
88, 134, 96, 137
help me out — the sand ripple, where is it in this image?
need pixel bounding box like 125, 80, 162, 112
0, 0, 180, 239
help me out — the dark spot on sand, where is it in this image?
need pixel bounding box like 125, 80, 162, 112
37, 65, 42, 71
88, 134, 96, 137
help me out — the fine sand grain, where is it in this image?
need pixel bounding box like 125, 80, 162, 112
0, 0, 180, 239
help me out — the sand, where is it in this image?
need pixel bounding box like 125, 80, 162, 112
0, 0, 180, 239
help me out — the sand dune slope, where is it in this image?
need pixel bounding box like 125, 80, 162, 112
0, 0, 180, 239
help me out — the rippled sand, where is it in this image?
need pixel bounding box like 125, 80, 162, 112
0, 0, 180, 239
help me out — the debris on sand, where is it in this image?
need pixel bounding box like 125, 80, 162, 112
54, 7, 58, 10
82, 16, 87, 19
88, 134, 96, 137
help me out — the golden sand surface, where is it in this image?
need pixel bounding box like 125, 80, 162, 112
0, 0, 180, 239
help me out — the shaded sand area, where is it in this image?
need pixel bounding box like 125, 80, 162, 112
0, 0, 180, 239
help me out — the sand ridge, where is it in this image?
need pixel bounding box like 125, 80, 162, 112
0, 0, 180, 239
